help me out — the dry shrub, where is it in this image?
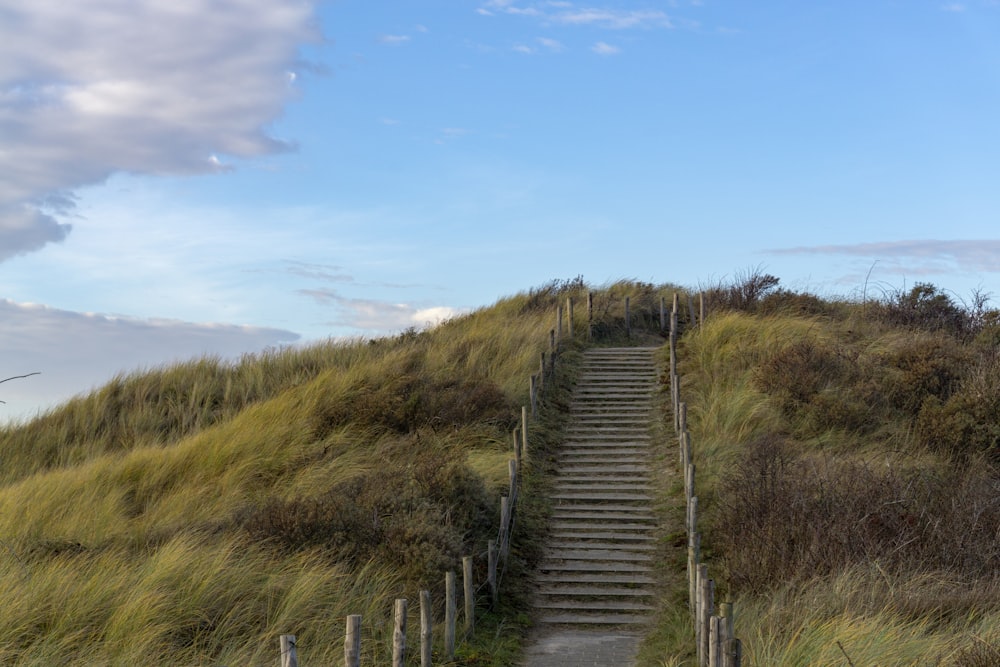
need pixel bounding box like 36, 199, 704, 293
715, 436, 1000, 592
916, 351, 1000, 458
875, 283, 972, 338
952, 637, 1000, 667
237, 441, 490, 588
310, 371, 514, 438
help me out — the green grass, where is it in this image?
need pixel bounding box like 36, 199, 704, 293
655, 278, 1000, 666
0, 278, 678, 665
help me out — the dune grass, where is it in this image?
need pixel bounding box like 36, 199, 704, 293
658, 277, 1000, 666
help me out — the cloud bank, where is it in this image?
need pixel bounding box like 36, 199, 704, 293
0, 0, 319, 259
0, 299, 299, 422
770, 240, 1000, 274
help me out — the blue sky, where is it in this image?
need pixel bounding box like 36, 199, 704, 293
2, 0, 1000, 420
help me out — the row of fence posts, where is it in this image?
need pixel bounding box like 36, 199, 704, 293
276, 298, 585, 666
669, 293, 743, 667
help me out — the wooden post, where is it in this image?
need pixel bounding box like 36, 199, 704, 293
463, 556, 474, 638
393, 599, 407, 667
625, 296, 631, 339
499, 496, 510, 557
695, 565, 704, 657
688, 541, 697, 612
539, 352, 546, 388
509, 459, 518, 507
556, 305, 563, 342
521, 407, 529, 464
344, 615, 362, 667
513, 428, 521, 469
488, 540, 498, 608
549, 329, 556, 355
701, 571, 715, 667
280, 635, 297, 667
709, 615, 721, 667
673, 374, 682, 433
567, 298, 574, 339
679, 402, 688, 434
445, 571, 457, 660
688, 496, 698, 544
420, 590, 432, 667
726, 638, 742, 667
587, 291, 594, 339
530, 375, 537, 418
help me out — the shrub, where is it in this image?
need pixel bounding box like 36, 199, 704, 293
714, 436, 1000, 592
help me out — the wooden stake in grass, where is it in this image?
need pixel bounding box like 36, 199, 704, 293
280, 634, 297, 667
463, 556, 474, 638
393, 599, 407, 667
445, 571, 457, 660
344, 615, 362, 667
420, 590, 432, 667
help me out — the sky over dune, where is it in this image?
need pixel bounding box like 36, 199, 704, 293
2, 0, 1000, 419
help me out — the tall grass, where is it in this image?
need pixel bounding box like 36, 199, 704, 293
0, 279, 666, 665
667, 277, 1000, 666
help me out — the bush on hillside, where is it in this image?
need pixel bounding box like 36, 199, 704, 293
715, 436, 1000, 592
236, 440, 490, 588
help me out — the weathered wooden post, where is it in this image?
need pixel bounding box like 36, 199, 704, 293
344, 615, 362, 667
567, 297, 574, 339
420, 590, 432, 667
539, 352, 546, 388
512, 428, 521, 469
488, 540, 498, 608
521, 407, 529, 464
463, 556, 475, 638
393, 599, 407, 667
530, 375, 538, 418
509, 460, 518, 507
587, 291, 594, 340
709, 615, 721, 667
445, 571, 457, 660
499, 496, 510, 558
280, 634, 297, 667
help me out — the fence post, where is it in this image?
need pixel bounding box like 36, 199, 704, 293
420, 590, 432, 667
445, 571, 457, 660
521, 407, 529, 464
393, 599, 407, 667
530, 375, 538, 418
488, 540, 498, 608
280, 635, 297, 667
509, 460, 518, 507
499, 496, 510, 558
539, 352, 546, 389
588, 291, 594, 339
567, 297, 574, 339
709, 615, 721, 667
344, 615, 362, 667
463, 556, 475, 638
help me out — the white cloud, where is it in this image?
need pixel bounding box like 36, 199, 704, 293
297, 289, 463, 331
942, 3, 966, 10
592, 41, 621, 55
555, 9, 672, 28
538, 37, 566, 52
378, 34, 412, 44
0, 299, 298, 423
0, 0, 319, 259
769, 240, 1000, 274
514, 44, 536, 54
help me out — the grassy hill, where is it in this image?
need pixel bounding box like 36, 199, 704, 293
662, 276, 1000, 666
3, 275, 998, 665
0, 279, 674, 665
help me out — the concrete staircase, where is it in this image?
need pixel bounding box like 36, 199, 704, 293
521, 346, 661, 666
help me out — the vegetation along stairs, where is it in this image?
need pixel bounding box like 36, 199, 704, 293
521, 346, 661, 666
